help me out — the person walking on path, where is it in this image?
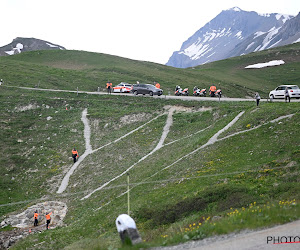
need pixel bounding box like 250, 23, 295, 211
72, 148, 79, 163
34, 210, 39, 226
45, 211, 52, 230
285, 87, 291, 103
106, 82, 112, 94
255, 92, 261, 106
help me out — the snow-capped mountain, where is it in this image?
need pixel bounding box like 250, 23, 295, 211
166, 7, 299, 68
0, 37, 65, 56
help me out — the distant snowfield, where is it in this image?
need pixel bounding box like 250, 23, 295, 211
245, 60, 285, 69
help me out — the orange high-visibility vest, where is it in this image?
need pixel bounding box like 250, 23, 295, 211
34, 213, 39, 219
106, 82, 112, 88
210, 86, 216, 91
72, 150, 78, 155
46, 212, 52, 220
155, 83, 160, 89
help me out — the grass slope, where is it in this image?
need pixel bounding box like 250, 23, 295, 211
0, 42, 299, 97
0, 86, 299, 249
0, 44, 299, 249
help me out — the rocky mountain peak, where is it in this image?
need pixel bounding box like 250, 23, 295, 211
166, 7, 297, 68
0, 37, 66, 56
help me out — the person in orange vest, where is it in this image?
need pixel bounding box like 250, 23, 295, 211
106, 82, 112, 94
209, 85, 216, 92
209, 85, 217, 96
34, 210, 39, 226
45, 211, 52, 230
72, 148, 79, 163
155, 82, 161, 89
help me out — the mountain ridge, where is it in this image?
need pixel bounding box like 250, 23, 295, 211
0, 37, 66, 56
166, 7, 299, 68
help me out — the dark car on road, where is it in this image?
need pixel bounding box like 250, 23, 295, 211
132, 84, 163, 96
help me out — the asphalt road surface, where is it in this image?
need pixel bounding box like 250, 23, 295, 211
11, 86, 300, 102
154, 220, 300, 250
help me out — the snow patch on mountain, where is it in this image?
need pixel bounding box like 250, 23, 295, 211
235, 31, 243, 39
46, 42, 64, 50
245, 60, 285, 69
180, 43, 212, 60
260, 27, 281, 50
268, 39, 282, 48
275, 14, 292, 23
293, 38, 300, 43
5, 43, 23, 55
228, 7, 241, 12
258, 13, 271, 18
46, 42, 58, 48
254, 31, 266, 39
246, 42, 255, 51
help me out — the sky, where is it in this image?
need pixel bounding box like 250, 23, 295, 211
1, 0, 299, 64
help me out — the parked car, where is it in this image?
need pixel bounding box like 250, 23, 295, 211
269, 85, 300, 99
132, 84, 163, 96
113, 82, 133, 93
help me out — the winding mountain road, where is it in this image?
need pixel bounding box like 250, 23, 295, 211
10, 85, 300, 102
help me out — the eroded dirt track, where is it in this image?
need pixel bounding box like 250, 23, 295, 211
153, 220, 300, 250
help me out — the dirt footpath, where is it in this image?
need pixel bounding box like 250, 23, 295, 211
154, 220, 300, 250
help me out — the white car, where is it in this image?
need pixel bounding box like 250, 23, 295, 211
269, 85, 300, 99
113, 82, 133, 93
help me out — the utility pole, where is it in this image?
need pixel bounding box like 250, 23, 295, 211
127, 173, 130, 216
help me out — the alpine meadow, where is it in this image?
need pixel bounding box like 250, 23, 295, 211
0, 42, 299, 249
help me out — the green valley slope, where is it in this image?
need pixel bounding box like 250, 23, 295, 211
1, 42, 300, 98
0, 44, 299, 249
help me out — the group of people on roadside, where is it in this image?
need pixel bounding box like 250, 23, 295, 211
255, 86, 291, 107
33, 210, 52, 230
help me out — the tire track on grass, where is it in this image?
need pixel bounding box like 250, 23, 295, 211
81, 108, 175, 200
116, 112, 296, 205
95, 111, 245, 209
57, 109, 164, 194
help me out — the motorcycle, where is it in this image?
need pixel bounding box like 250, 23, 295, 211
182, 88, 189, 96
175, 86, 189, 96
199, 88, 206, 97
193, 87, 206, 97
175, 86, 182, 96
193, 87, 200, 96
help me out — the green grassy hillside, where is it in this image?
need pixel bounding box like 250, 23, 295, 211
1, 42, 300, 97
0, 86, 299, 249
0, 45, 299, 249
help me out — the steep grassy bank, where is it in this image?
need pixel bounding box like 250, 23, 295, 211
0, 86, 299, 249
1, 42, 300, 98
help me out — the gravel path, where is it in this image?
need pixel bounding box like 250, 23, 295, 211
57, 108, 92, 193
153, 220, 300, 250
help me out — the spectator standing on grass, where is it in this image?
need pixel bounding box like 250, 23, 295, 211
34, 210, 39, 226
45, 211, 52, 230
285, 87, 290, 103
72, 148, 79, 163
255, 92, 261, 106
155, 82, 160, 89
0, 79, 3, 85
106, 82, 112, 94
